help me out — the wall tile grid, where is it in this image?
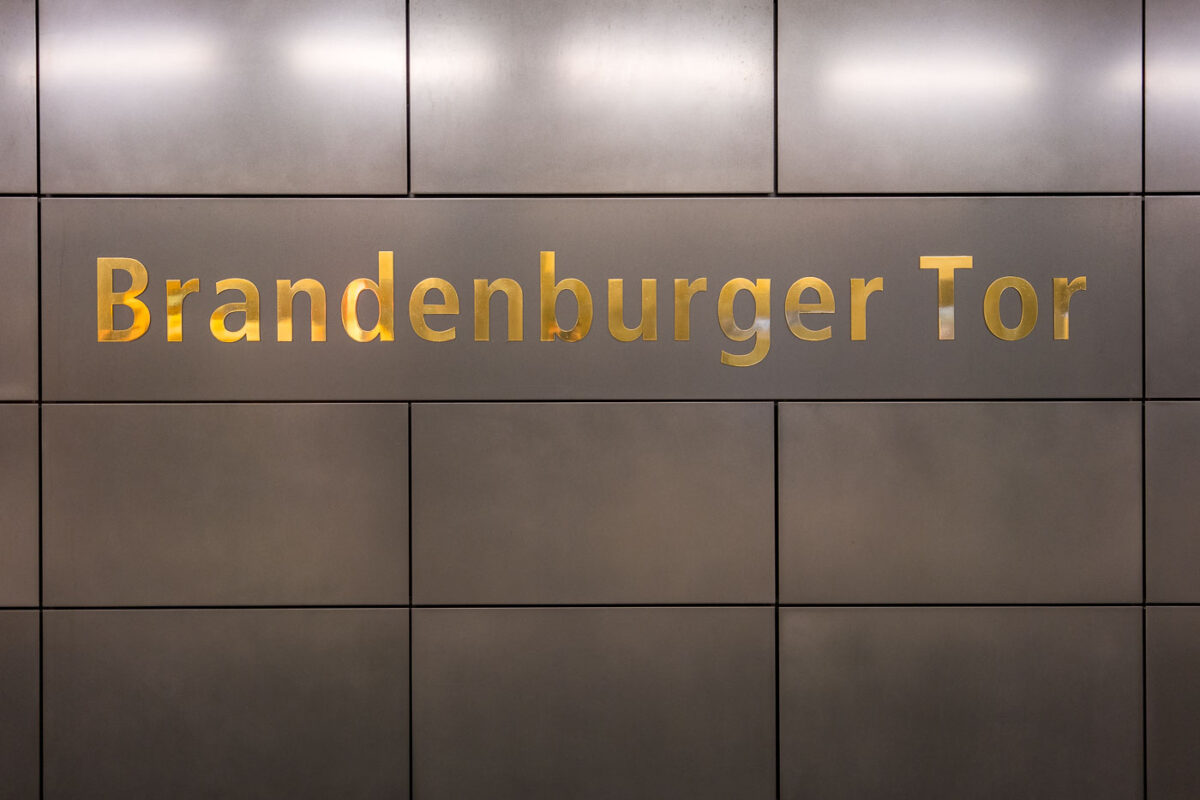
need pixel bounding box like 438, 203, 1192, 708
3, 0, 1197, 797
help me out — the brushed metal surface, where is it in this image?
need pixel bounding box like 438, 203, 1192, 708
779, 402, 1142, 603
1146, 402, 1200, 601
780, 607, 1143, 800
0, 0, 35, 192
778, 0, 1141, 192
409, 0, 772, 194
1147, 606, 1200, 799
1147, 0, 1200, 191
412, 402, 773, 604
0, 405, 38, 607
42, 403, 409, 606
44, 609, 410, 799
0, 198, 37, 400
1146, 197, 1200, 397
42, 197, 1140, 400
412, 607, 775, 800
0, 612, 38, 800
39, 0, 407, 194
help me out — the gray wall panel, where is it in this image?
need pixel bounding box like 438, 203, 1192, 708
44, 608, 410, 800
39, 0, 407, 194
0, 405, 38, 607
1146, 196, 1200, 397
1146, 402, 1200, 602
0, 0, 36, 192
779, 402, 1142, 604
1147, 0, 1200, 191
0, 611, 38, 800
43, 403, 408, 606
778, 0, 1141, 193
409, 0, 772, 194
42, 197, 1140, 400
412, 607, 775, 800
412, 402, 773, 604
780, 607, 1143, 800
1147, 607, 1200, 800
0, 198, 38, 400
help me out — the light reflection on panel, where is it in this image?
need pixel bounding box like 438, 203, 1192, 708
778, 0, 1141, 193
1147, 0, 1200, 191
409, 0, 773, 193
41, 30, 218, 82
0, 0, 35, 192
40, 0, 407, 194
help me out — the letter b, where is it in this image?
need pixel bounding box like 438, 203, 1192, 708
97, 257, 150, 342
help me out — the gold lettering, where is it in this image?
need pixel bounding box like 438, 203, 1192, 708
607, 278, 657, 341
983, 276, 1038, 340
410, 277, 459, 342
673, 278, 708, 341
165, 278, 199, 342
850, 277, 884, 341
97, 257, 150, 342
473, 278, 523, 342
718, 278, 770, 367
341, 251, 395, 342
1053, 277, 1087, 340
784, 277, 834, 341
276, 278, 327, 342
209, 278, 261, 343
919, 256, 972, 340
539, 251, 592, 342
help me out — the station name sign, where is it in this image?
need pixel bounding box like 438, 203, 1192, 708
43, 197, 1139, 400
98, 252, 1086, 367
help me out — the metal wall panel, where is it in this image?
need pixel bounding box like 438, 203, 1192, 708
1147, 0, 1200, 191
42, 403, 409, 606
1147, 607, 1200, 799
42, 197, 1140, 400
0, 612, 38, 800
412, 402, 772, 604
0, 198, 38, 400
779, 402, 1142, 604
1146, 196, 1200, 397
412, 607, 775, 800
0, 0, 36, 192
39, 0, 407, 194
779, 607, 1143, 800
778, 0, 1142, 193
408, 0, 773, 194
44, 609, 410, 799
0, 405, 38, 607
1146, 402, 1200, 602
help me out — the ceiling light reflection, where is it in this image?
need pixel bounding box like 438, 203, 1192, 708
824, 58, 1036, 99
42, 34, 216, 82
561, 42, 767, 102
1109, 58, 1143, 94
1149, 62, 1200, 98
410, 47, 495, 89
287, 34, 405, 81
